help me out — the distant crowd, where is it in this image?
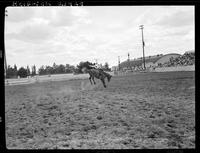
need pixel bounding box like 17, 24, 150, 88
158, 52, 195, 68
114, 52, 195, 74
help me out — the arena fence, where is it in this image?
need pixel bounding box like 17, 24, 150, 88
113, 65, 195, 76
5, 72, 114, 86
5, 74, 88, 86
153, 65, 195, 72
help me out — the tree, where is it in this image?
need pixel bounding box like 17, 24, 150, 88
65, 64, 71, 73
31, 65, 36, 76
64, 64, 75, 73
13, 64, 18, 77
38, 65, 45, 75
6, 65, 18, 78
14, 64, 17, 71
46, 65, 53, 74
37, 63, 75, 75
6, 65, 13, 78
68, 65, 75, 73
57, 64, 65, 74
52, 62, 58, 74
27, 65, 30, 76
66, 64, 70, 69
18, 67, 28, 78
53, 62, 57, 68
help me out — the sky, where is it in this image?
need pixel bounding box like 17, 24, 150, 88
5, 6, 194, 70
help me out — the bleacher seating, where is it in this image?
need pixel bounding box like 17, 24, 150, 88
158, 52, 195, 68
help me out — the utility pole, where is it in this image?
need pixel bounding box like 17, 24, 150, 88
118, 56, 120, 71
139, 25, 146, 70
5, 9, 8, 78
4, 53, 7, 78
128, 52, 130, 69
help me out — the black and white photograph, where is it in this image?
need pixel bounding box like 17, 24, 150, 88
4, 5, 195, 149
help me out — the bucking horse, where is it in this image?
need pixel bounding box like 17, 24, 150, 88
82, 67, 112, 88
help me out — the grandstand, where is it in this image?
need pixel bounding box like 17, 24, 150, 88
119, 53, 180, 71
158, 52, 195, 67
114, 51, 195, 72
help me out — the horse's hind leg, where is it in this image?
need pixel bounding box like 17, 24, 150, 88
107, 74, 112, 82
89, 76, 93, 85
101, 78, 106, 88
102, 71, 111, 82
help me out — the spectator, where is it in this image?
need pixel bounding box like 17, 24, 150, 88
157, 52, 195, 68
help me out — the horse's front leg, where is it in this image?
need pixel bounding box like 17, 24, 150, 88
89, 76, 93, 85
92, 77, 96, 84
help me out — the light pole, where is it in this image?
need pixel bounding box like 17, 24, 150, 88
128, 52, 130, 70
118, 56, 120, 71
139, 25, 146, 70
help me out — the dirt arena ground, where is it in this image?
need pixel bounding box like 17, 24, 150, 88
5, 71, 195, 149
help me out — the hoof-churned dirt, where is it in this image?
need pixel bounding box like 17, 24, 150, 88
5, 71, 195, 149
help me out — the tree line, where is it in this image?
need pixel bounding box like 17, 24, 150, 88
38, 63, 76, 75
5, 61, 111, 78
6, 65, 36, 78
